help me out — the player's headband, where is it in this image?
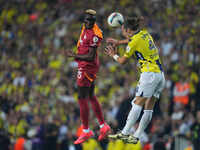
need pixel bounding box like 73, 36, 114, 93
85, 9, 96, 15
84, 9, 96, 22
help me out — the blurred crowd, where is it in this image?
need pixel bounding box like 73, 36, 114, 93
0, 0, 200, 150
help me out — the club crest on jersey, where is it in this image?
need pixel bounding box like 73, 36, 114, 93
93, 36, 98, 43
80, 38, 83, 44
126, 46, 130, 52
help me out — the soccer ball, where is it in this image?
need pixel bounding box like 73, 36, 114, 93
107, 12, 124, 27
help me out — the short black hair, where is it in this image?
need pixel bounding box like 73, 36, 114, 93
124, 13, 141, 30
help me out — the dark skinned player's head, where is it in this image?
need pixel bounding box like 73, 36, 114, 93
84, 9, 96, 29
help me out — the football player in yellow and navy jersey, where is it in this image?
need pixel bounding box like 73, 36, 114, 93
123, 28, 163, 73
105, 13, 165, 144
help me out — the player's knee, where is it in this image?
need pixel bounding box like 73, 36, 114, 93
78, 95, 88, 99
144, 98, 156, 110
89, 93, 95, 99
131, 97, 137, 105
78, 93, 89, 99
133, 96, 146, 106
89, 83, 95, 98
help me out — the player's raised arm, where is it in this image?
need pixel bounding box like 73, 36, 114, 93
104, 45, 128, 64
106, 25, 129, 46
106, 38, 129, 46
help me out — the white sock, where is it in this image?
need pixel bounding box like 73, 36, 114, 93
83, 128, 90, 133
134, 110, 153, 138
122, 103, 142, 135
100, 124, 104, 128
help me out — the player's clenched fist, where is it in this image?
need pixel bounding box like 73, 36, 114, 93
106, 38, 119, 46
104, 45, 116, 57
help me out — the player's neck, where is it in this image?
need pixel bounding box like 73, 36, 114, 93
128, 29, 139, 38
133, 29, 140, 35
85, 27, 93, 29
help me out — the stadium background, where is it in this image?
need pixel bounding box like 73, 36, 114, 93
0, 0, 200, 150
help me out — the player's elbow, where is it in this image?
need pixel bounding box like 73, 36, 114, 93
118, 60, 125, 64
118, 57, 127, 64
86, 49, 96, 61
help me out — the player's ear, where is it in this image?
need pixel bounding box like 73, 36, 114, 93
79, 14, 85, 22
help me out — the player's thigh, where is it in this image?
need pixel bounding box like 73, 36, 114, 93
136, 72, 159, 98
144, 97, 156, 110
132, 96, 156, 109
78, 86, 90, 99
89, 82, 95, 97
133, 96, 148, 107
153, 72, 165, 99
77, 70, 95, 99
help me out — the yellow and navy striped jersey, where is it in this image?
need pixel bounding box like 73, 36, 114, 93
124, 28, 163, 73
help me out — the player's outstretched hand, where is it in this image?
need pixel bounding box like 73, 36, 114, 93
106, 38, 119, 46
65, 50, 75, 57
104, 45, 115, 57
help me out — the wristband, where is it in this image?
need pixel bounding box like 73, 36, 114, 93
113, 54, 119, 61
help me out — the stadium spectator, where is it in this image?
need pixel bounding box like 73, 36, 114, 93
191, 110, 200, 150
173, 75, 190, 106
0, 129, 11, 150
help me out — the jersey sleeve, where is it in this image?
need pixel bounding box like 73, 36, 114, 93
89, 34, 102, 47
123, 40, 136, 58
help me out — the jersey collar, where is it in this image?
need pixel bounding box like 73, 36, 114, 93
134, 30, 141, 35
130, 30, 141, 40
